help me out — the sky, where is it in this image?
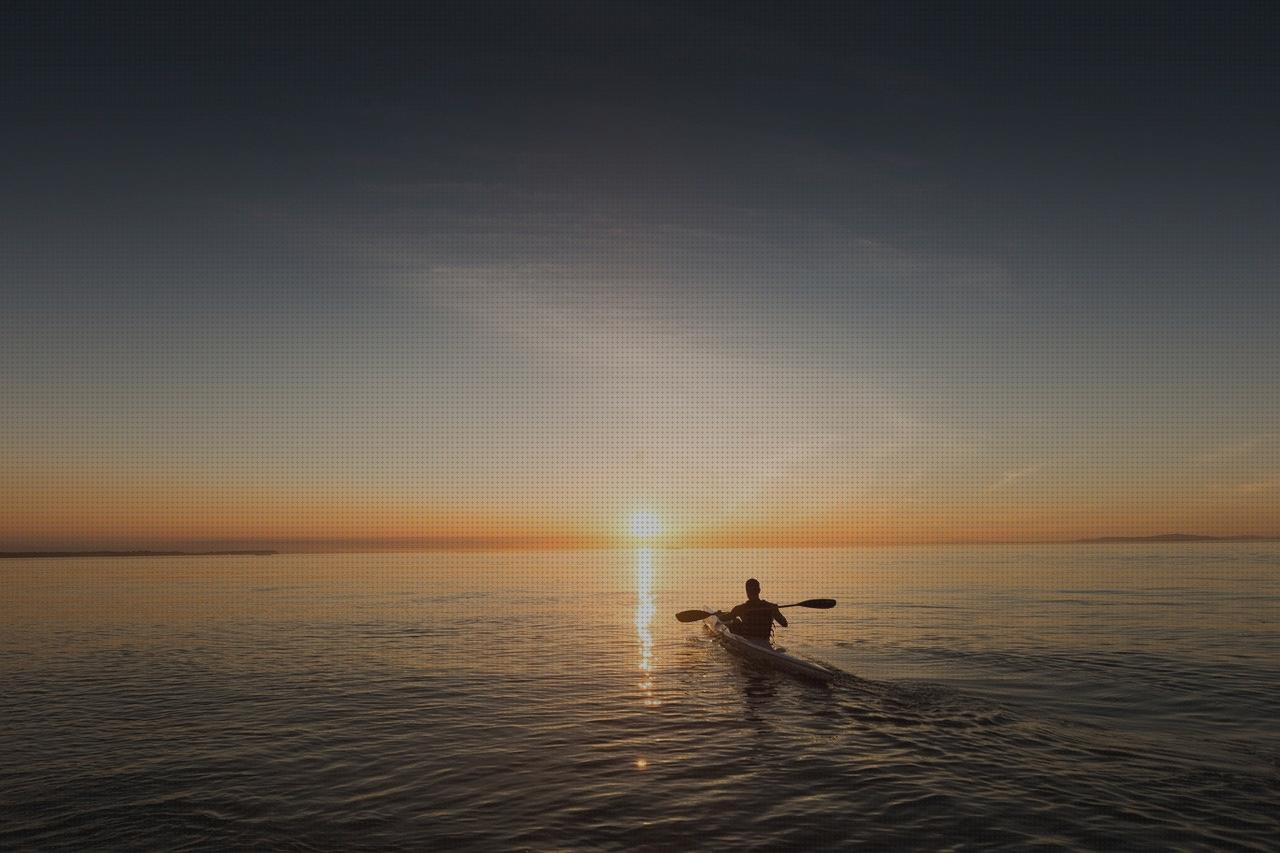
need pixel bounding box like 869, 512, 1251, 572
3, 1, 1278, 549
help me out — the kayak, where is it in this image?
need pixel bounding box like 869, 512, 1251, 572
703, 610, 836, 683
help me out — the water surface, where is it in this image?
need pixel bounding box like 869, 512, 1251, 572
3, 545, 1278, 849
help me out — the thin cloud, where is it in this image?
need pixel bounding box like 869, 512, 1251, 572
436, 279, 975, 521
1236, 475, 1280, 495
985, 463, 1048, 494
1192, 433, 1278, 465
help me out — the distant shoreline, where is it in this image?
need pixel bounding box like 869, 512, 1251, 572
1072, 534, 1280, 544
0, 550, 278, 559
3, 536, 1279, 557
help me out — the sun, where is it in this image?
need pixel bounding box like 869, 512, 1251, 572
629, 512, 663, 539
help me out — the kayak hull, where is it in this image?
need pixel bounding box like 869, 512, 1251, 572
703, 611, 835, 683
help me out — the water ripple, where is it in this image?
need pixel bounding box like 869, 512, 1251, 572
2, 548, 1278, 849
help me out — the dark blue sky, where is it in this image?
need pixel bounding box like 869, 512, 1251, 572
7, 1, 1278, 298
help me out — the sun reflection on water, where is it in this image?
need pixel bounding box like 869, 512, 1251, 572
634, 546, 658, 708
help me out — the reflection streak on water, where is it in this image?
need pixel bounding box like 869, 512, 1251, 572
635, 547, 658, 707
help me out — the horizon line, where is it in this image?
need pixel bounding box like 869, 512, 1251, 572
5, 533, 1279, 556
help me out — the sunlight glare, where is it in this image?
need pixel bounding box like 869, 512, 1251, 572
629, 512, 663, 539
634, 546, 659, 706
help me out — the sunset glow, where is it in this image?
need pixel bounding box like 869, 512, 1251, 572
2, 3, 1277, 554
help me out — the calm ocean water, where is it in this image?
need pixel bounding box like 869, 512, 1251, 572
2, 545, 1277, 850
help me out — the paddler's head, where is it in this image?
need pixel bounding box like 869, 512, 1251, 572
745, 578, 761, 600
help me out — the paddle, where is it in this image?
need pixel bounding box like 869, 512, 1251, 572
674, 599, 836, 623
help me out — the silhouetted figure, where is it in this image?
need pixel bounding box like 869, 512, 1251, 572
721, 578, 787, 642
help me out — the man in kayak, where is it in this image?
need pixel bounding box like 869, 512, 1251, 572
720, 578, 787, 641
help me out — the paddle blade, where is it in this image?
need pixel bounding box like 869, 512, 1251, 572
794, 598, 837, 609
675, 609, 714, 623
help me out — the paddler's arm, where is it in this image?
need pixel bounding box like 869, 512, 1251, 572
773, 605, 788, 628
719, 605, 744, 625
